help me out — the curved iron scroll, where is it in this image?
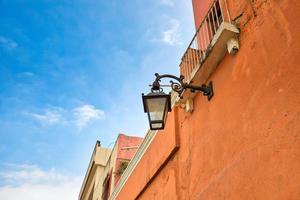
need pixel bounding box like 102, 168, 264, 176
151, 73, 214, 101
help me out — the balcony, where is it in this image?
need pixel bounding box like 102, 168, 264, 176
179, 0, 239, 100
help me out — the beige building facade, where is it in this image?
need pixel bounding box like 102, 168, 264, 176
79, 134, 143, 200
79, 141, 111, 200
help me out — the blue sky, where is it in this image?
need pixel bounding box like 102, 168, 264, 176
0, 0, 194, 199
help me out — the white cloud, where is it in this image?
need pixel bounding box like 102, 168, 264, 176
158, 0, 175, 6
161, 19, 181, 45
24, 107, 63, 125
0, 164, 67, 185
0, 36, 18, 50
147, 17, 182, 46
0, 164, 82, 200
25, 104, 105, 130
73, 104, 105, 129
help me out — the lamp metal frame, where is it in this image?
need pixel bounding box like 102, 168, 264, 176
151, 73, 214, 101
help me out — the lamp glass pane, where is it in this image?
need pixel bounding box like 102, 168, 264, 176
151, 123, 163, 129
146, 97, 167, 122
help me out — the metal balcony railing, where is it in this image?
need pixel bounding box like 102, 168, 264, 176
180, 0, 226, 82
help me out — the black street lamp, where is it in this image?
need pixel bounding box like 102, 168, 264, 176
142, 91, 171, 130
142, 73, 213, 130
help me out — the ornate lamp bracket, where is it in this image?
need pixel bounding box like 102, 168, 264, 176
151, 73, 214, 101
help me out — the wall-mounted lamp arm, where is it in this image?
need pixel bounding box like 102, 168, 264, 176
151, 73, 214, 101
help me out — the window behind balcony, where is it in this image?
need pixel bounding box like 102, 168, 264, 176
206, 0, 223, 37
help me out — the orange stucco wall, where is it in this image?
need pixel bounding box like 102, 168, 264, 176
116, 109, 180, 199
116, 0, 300, 199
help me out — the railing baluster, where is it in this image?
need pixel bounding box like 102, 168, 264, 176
187, 51, 191, 81
193, 40, 197, 69
195, 34, 200, 67
211, 8, 217, 34
207, 14, 213, 41
218, 0, 224, 23
199, 26, 203, 54
181, 58, 185, 80
183, 56, 187, 80
204, 24, 208, 50
194, 41, 197, 70
190, 48, 193, 78
198, 27, 203, 62
181, 57, 184, 79
189, 50, 192, 78
195, 40, 199, 66
183, 62, 186, 78
214, 2, 220, 28
202, 23, 209, 49
204, 18, 210, 49
200, 24, 206, 51
190, 43, 194, 73
189, 51, 192, 80
197, 26, 203, 52
210, 8, 217, 35
180, 65, 182, 78
183, 56, 186, 80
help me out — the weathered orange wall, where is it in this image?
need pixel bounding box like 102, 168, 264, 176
116, 109, 180, 199
116, 0, 300, 199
